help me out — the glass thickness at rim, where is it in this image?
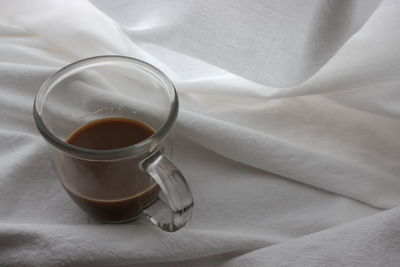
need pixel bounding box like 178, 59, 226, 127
33, 55, 178, 160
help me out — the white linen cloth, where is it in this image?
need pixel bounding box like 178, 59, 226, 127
1, 0, 400, 266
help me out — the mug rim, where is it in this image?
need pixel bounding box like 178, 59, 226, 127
33, 55, 178, 160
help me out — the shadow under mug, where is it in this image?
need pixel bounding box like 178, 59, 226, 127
33, 55, 193, 232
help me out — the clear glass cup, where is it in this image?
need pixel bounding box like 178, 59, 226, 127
33, 55, 193, 232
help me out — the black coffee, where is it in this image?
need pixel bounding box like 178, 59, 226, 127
64, 117, 160, 222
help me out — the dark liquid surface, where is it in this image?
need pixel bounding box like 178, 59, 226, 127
67, 117, 154, 150
64, 118, 160, 222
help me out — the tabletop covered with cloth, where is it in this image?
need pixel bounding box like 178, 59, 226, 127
1, 0, 400, 266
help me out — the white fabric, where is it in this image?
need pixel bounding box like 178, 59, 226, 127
1, 0, 400, 266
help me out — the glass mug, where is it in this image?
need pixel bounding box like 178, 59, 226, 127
33, 55, 193, 232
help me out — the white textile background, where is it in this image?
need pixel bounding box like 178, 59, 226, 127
1, 0, 400, 266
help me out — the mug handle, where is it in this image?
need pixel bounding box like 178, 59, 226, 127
142, 152, 194, 232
